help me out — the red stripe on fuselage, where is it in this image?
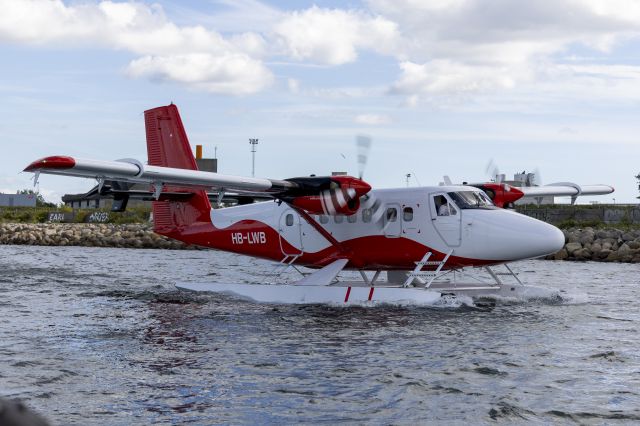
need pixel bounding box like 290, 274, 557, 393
160, 218, 506, 271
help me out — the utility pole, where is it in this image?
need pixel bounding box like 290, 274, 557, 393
405, 173, 411, 187
249, 138, 259, 177
636, 173, 640, 199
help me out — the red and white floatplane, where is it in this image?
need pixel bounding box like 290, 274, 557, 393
24, 104, 613, 305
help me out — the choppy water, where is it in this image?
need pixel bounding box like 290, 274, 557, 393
1, 245, 639, 425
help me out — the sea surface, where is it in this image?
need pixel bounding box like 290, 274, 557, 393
1, 245, 639, 425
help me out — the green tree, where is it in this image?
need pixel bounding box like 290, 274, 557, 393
17, 189, 56, 207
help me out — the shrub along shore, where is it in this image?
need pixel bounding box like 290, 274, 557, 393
1, 222, 639, 263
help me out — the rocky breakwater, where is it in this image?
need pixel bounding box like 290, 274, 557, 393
551, 227, 640, 263
0, 223, 191, 250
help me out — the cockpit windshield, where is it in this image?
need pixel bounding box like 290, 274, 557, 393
447, 191, 496, 210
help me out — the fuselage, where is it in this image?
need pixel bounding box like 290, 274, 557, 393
168, 185, 565, 271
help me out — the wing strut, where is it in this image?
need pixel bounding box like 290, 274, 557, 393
291, 206, 346, 253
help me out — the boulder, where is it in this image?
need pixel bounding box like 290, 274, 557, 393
621, 232, 636, 242
606, 251, 620, 262
565, 242, 583, 254
573, 248, 592, 260
618, 243, 632, 255
595, 248, 611, 259
567, 232, 581, 244
595, 230, 610, 239
579, 231, 595, 245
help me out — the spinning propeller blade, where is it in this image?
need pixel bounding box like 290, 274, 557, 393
354, 135, 386, 227
485, 159, 502, 183
356, 135, 372, 180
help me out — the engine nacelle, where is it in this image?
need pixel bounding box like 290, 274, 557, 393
282, 175, 371, 216
474, 183, 524, 208
290, 189, 361, 216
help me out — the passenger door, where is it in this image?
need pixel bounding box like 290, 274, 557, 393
278, 209, 304, 255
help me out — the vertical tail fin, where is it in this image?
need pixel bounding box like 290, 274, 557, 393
144, 104, 212, 235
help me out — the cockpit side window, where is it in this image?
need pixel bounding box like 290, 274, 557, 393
434, 195, 457, 216
447, 191, 496, 210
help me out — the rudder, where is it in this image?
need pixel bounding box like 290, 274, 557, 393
145, 104, 199, 169
144, 104, 212, 235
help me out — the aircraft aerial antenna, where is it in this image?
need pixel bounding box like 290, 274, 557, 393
411, 172, 422, 186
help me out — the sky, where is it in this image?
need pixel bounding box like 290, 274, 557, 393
1, 0, 639, 204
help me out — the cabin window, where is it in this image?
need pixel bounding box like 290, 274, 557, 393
347, 213, 357, 223
362, 208, 372, 223
285, 213, 294, 226
403, 207, 413, 221
319, 215, 329, 224
334, 215, 344, 224
386, 208, 398, 222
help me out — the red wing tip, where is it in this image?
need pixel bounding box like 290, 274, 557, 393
24, 156, 75, 172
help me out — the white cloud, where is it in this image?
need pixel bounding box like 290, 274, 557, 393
366, 0, 640, 101
391, 60, 518, 96
2, 0, 640, 102
126, 53, 273, 95
354, 114, 391, 125
273, 6, 400, 65
0, 0, 272, 95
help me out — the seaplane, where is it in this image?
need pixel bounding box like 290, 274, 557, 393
24, 104, 605, 305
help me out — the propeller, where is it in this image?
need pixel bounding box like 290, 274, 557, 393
485, 159, 503, 183
356, 135, 372, 179
354, 135, 387, 227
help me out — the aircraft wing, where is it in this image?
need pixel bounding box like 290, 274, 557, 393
24, 155, 373, 215
24, 156, 295, 194
519, 183, 614, 198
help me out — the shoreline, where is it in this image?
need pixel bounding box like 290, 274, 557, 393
2, 223, 640, 262
546, 227, 640, 263
0, 223, 191, 250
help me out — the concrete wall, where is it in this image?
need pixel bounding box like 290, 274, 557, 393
0, 194, 37, 207
516, 205, 640, 225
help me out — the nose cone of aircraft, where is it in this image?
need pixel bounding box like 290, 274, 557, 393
523, 218, 566, 259
468, 209, 566, 261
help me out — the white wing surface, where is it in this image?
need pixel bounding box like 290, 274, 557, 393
24, 156, 294, 193
519, 183, 614, 198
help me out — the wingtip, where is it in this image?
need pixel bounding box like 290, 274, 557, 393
24, 156, 75, 172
